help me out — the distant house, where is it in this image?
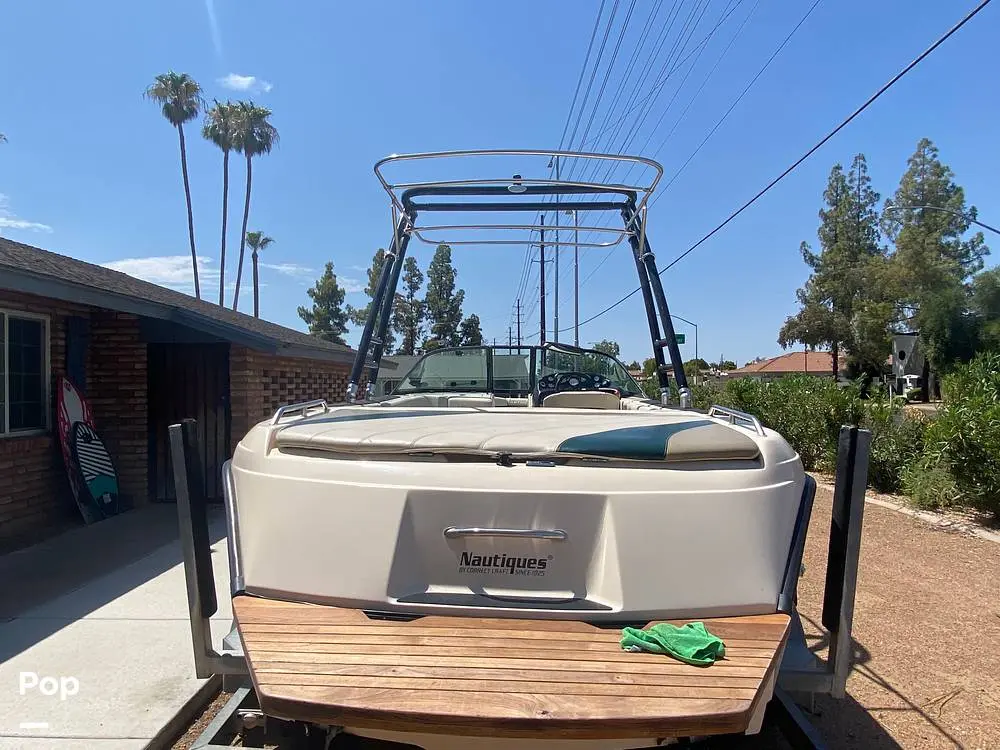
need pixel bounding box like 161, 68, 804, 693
728, 351, 844, 382
0, 237, 395, 551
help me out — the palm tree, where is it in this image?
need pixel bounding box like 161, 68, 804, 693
232, 102, 279, 311
245, 231, 274, 318
202, 100, 240, 305
145, 72, 204, 299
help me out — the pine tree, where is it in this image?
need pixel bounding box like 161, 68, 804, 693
347, 248, 396, 352
297, 261, 349, 345
779, 154, 892, 377
459, 314, 484, 346
883, 138, 990, 384
591, 340, 621, 358
423, 245, 464, 350
394, 257, 425, 355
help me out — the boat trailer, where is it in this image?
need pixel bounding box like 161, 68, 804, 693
167, 417, 872, 749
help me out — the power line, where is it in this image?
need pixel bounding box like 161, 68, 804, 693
571, 0, 752, 267
651, 0, 823, 200
510, 0, 616, 318
565, 0, 623, 152
558, 0, 610, 150
566, 0, 747, 245
568, 0, 640, 155
573, 0, 759, 286
563, 0, 995, 334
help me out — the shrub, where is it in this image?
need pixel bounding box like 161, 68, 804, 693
914, 352, 1000, 517
712, 375, 862, 471
860, 393, 926, 493
902, 461, 961, 509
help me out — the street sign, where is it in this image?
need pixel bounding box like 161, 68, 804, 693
675, 333, 686, 344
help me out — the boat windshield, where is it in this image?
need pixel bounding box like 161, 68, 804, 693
393, 347, 494, 393
390, 345, 642, 396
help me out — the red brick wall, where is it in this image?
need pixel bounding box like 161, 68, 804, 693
87, 310, 147, 508
0, 293, 149, 551
229, 346, 351, 450
0, 291, 87, 549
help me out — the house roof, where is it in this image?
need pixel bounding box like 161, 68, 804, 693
730, 350, 838, 375
0, 237, 374, 365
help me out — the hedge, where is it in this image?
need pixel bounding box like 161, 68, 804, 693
676, 357, 1000, 519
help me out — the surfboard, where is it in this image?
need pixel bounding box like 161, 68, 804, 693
57, 375, 103, 523
71, 422, 121, 517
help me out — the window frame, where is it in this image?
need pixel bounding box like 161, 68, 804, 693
0, 308, 52, 437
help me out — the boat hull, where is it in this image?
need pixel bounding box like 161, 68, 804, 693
226, 406, 805, 622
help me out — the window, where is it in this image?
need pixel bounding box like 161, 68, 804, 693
1, 311, 50, 434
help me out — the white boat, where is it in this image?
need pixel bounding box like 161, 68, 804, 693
219, 150, 820, 749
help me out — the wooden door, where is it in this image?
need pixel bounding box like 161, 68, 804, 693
148, 343, 230, 502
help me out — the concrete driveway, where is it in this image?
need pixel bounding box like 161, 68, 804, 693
0, 503, 232, 749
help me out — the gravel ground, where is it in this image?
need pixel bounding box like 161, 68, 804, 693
745, 482, 1000, 749
172, 483, 1000, 749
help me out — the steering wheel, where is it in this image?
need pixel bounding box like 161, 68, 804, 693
535, 371, 616, 405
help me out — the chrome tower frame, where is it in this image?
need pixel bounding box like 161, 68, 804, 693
349, 149, 689, 404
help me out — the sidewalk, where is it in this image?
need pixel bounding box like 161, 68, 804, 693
0, 504, 231, 749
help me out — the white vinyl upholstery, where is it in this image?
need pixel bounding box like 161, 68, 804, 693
277, 408, 762, 462
541, 391, 621, 410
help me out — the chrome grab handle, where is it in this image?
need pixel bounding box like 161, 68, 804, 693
708, 405, 765, 436
270, 399, 328, 425
443, 526, 568, 541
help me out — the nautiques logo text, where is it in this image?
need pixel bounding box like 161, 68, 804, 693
458, 551, 552, 576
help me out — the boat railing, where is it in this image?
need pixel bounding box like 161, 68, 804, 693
269, 399, 329, 425
708, 404, 766, 436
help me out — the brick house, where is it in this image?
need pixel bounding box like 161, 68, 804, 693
0, 238, 380, 551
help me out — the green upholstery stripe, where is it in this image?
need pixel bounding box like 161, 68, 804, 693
556, 421, 716, 460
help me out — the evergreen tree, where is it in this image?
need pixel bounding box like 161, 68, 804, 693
779, 154, 892, 377
883, 138, 990, 385
423, 245, 465, 349
591, 340, 621, 358
347, 248, 396, 351
393, 256, 425, 355
972, 268, 1000, 351
459, 314, 484, 346
297, 261, 349, 345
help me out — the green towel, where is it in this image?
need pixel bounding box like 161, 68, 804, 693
620, 622, 726, 666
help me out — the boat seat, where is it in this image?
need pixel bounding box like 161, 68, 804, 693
233, 594, 790, 740
493, 396, 530, 407
541, 391, 621, 410
446, 396, 493, 408
277, 410, 762, 462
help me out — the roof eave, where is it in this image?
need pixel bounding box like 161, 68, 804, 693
0, 267, 357, 362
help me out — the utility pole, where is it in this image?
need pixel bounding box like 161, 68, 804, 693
572, 208, 579, 346
539, 214, 546, 345
553, 157, 560, 343
508, 326, 512, 346
515, 298, 522, 347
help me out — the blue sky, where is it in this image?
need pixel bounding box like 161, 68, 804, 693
1, 0, 997, 366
